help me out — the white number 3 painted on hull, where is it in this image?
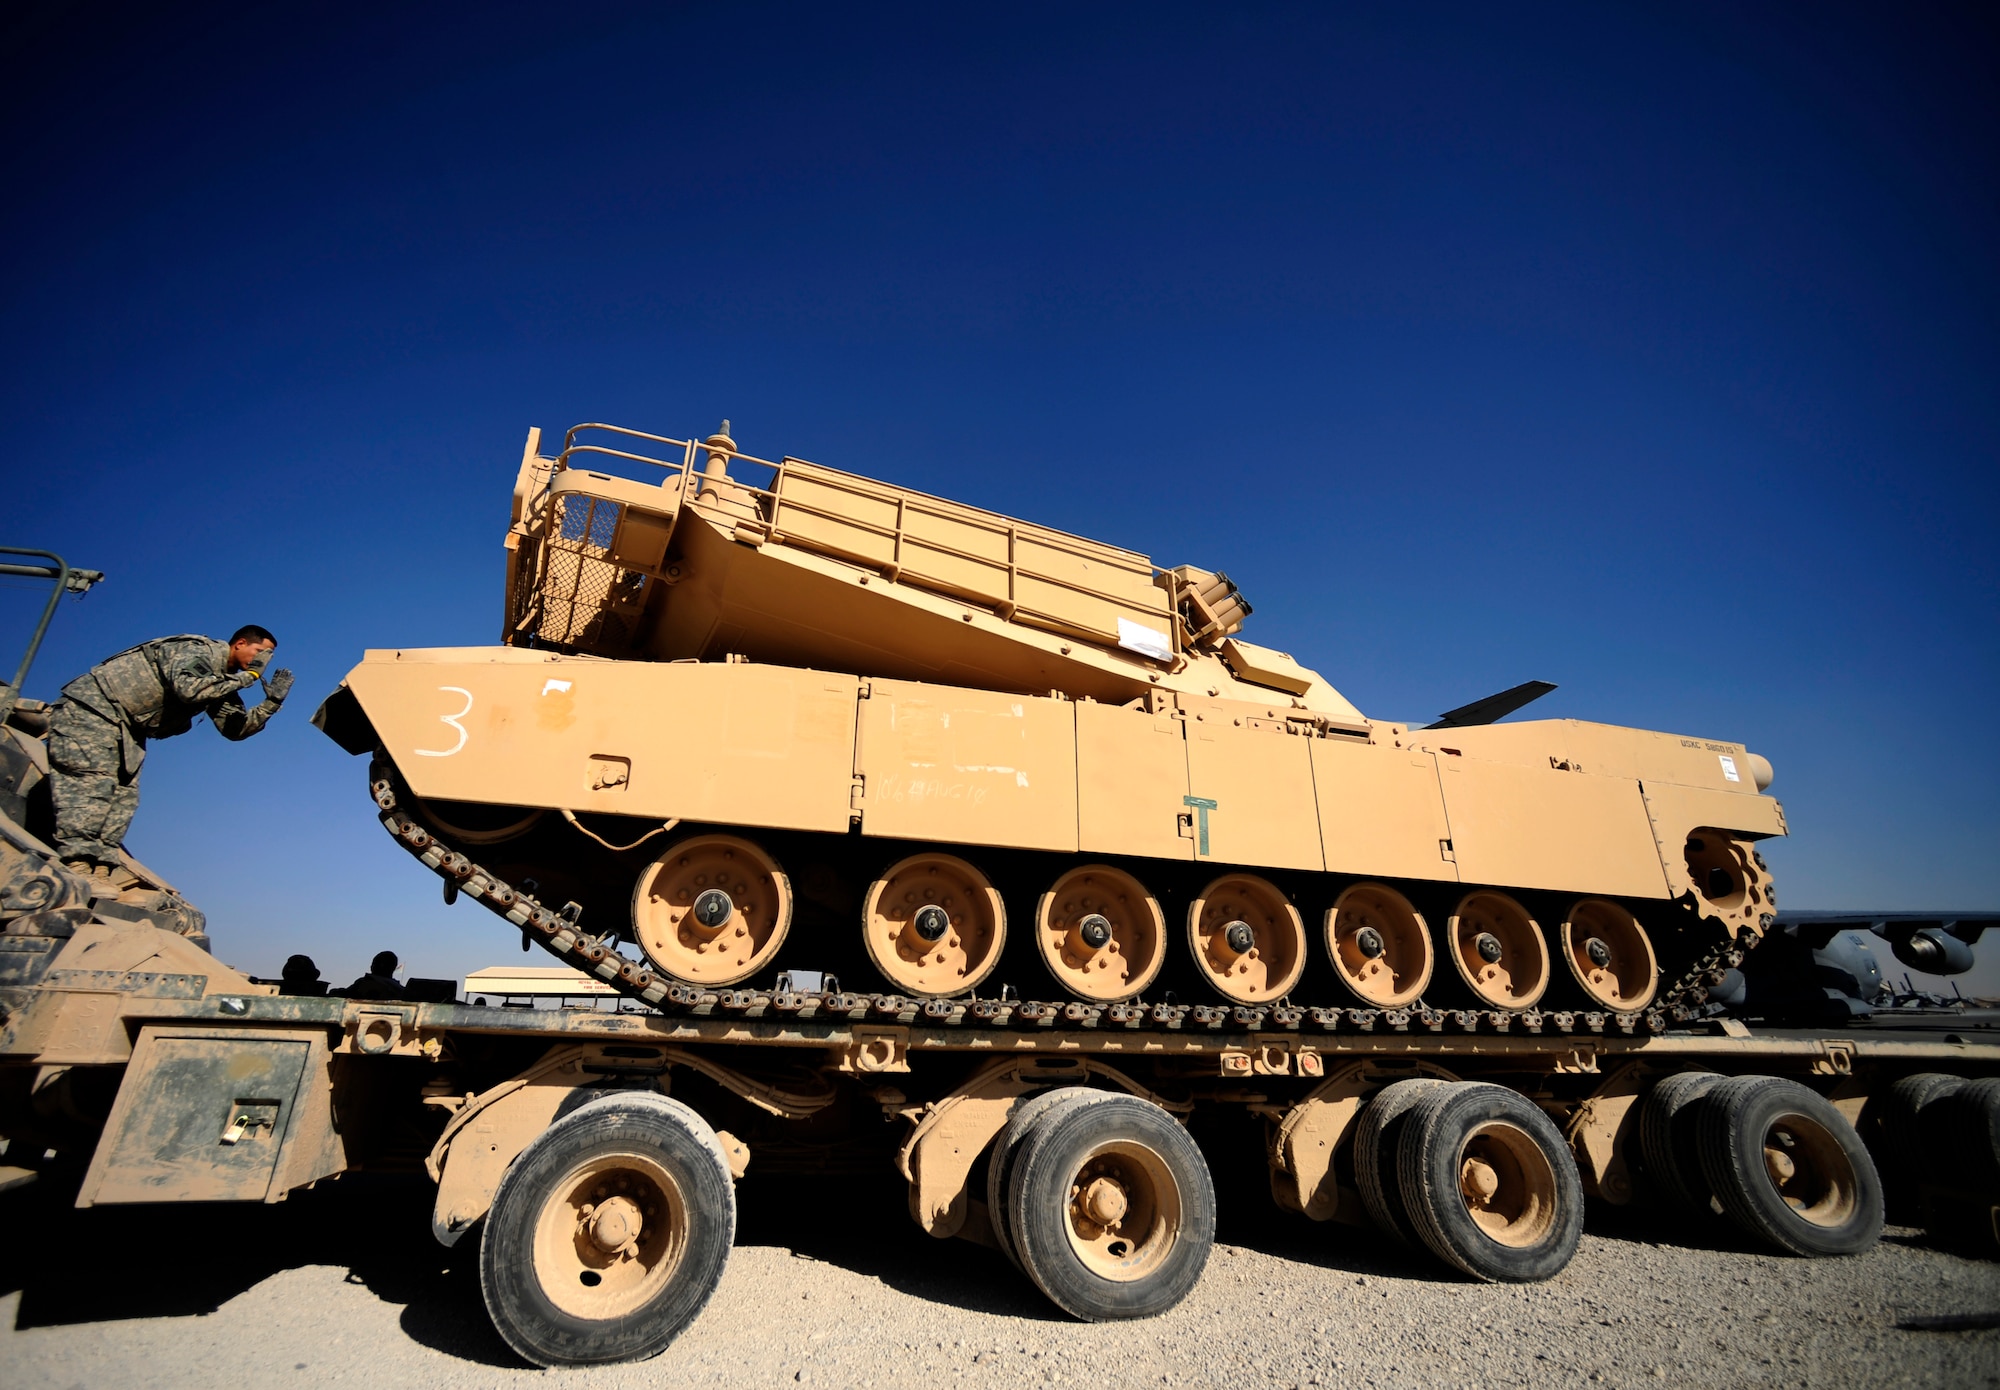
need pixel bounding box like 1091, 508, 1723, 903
414, 686, 474, 757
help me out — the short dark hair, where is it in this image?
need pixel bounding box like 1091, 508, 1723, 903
231, 624, 276, 646
370, 950, 399, 975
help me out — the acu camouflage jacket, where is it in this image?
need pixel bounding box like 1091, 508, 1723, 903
61, 635, 280, 742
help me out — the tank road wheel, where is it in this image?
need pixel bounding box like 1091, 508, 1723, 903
1445, 891, 1550, 1010
1006, 1092, 1216, 1320
1034, 865, 1168, 1003
631, 835, 793, 987
1682, 830, 1775, 938
862, 853, 1006, 997
1186, 873, 1306, 1004
1695, 1076, 1884, 1258
1397, 1083, 1585, 1283
1558, 898, 1658, 1012
412, 795, 548, 846
1325, 882, 1434, 1008
479, 1094, 736, 1367
1639, 1071, 1724, 1217
986, 1086, 1101, 1272
1354, 1077, 1452, 1245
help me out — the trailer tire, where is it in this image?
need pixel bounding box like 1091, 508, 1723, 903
986, 1086, 1101, 1273
1695, 1075, 1883, 1258
1639, 1071, 1723, 1218
1395, 1082, 1584, 1283
480, 1092, 736, 1367
1355, 1078, 1451, 1245
1917, 1078, 2000, 1255
1867, 1072, 1963, 1222
1007, 1092, 1215, 1320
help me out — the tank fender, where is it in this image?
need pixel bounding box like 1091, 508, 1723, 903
1269, 1060, 1459, 1222
896, 1056, 1187, 1242
427, 1041, 834, 1246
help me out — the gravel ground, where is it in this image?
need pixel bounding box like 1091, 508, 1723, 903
3, 1168, 1996, 1389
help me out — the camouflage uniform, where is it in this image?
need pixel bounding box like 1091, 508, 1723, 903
48, 635, 287, 865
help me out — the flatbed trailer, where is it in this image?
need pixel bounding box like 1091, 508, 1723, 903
3, 910, 1996, 1365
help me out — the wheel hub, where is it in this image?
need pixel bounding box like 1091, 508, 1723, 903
1474, 932, 1504, 963
691, 888, 734, 930
584, 1194, 644, 1253
1077, 914, 1112, 950
1460, 1155, 1501, 1205
1080, 1176, 1129, 1227
1223, 920, 1255, 955
1584, 936, 1611, 968
912, 904, 951, 942
1355, 926, 1385, 959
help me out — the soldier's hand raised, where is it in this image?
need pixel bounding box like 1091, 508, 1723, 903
264, 668, 295, 704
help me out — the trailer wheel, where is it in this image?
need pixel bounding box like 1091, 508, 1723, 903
1394, 1082, 1584, 1282
1917, 1078, 2000, 1254
1639, 1071, 1723, 1217
985, 1086, 1101, 1272
1006, 1092, 1215, 1320
1866, 1072, 1964, 1223
480, 1093, 736, 1367
1354, 1077, 1451, 1245
1695, 1075, 1883, 1258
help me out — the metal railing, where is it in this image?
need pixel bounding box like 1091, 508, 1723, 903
517, 423, 1177, 660
1, 548, 104, 722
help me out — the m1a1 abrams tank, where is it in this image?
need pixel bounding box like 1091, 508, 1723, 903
315, 421, 1789, 1025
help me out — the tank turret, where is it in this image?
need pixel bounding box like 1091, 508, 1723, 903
501, 424, 1368, 727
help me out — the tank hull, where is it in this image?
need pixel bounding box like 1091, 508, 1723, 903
330, 648, 1785, 1012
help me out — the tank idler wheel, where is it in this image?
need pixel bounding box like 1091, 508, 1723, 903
1446, 891, 1550, 1010
631, 835, 793, 986
986, 1086, 1102, 1273
1006, 1091, 1215, 1320
862, 852, 1006, 997
1354, 1077, 1453, 1246
1695, 1075, 1884, 1258
1639, 1071, 1724, 1218
479, 1093, 736, 1367
1682, 830, 1775, 938
1558, 898, 1658, 1012
1187, 873, 1306, 1004
1396, 1082, 1585, 1283
1325, 882, 1434, 1008
411, 794, 548, 846
1034, 865, 1167, 1003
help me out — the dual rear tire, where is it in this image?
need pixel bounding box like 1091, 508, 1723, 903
480, 1093, 737, 1367
1354, 1079, 1584, 1282
1640, 1072, 1885, 1258
986, 1088, 1216, 1319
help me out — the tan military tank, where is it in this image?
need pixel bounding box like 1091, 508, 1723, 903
320, 418, 1792, 1024
318, 422, 1785, 1022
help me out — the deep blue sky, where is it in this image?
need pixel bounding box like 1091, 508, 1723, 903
4, 3, 1995, 994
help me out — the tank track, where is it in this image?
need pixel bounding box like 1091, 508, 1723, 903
369, 761, 1757, 1039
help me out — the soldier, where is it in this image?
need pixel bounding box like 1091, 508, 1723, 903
344, 950, 406, 1001
47, 626, 294, 880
